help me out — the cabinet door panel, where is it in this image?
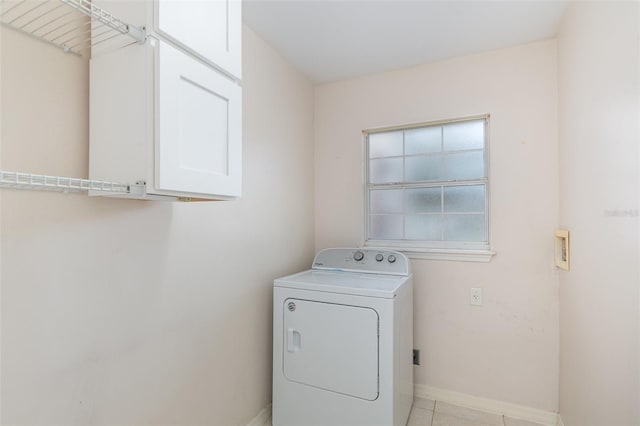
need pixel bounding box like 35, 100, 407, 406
157, 41, 241, 198
157, 0, 241, 79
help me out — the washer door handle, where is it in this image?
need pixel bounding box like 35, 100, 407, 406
287, 328, 301, 353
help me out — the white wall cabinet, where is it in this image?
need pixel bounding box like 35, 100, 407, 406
90, 0, 242, 201
157, 0, 242, 79
157, 41, 241, 196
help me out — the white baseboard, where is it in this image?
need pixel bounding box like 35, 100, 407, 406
557, 414, 565, 426
246, 404, 272, 426
415, 384, 558, 426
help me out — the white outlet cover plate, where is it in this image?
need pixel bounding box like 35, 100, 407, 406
470, 287, 483, 306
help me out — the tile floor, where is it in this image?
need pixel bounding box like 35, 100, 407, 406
407, 398, 547, 426
264, 397, 549, 426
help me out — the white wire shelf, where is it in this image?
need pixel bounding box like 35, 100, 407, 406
0, 0, 146, 57
0, 170, 130, 194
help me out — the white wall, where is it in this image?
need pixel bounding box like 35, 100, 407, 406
557, 3, 640, 425
0, 26, 315, 425
315, 40, 559, 411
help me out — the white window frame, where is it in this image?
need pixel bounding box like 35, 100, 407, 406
363, 114, 495, 262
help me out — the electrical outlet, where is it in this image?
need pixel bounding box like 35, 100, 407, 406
470, 287, 483, 306
413, 349, 420, 365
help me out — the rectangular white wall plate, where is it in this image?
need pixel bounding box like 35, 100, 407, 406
555, 229, 570, 271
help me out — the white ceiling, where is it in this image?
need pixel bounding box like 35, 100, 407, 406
243, 0, 569, 82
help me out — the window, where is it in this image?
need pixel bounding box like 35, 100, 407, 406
364, 116, 490, 256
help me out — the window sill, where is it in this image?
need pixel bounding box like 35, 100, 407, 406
403, 248, 495, 262
364, 242, 496, 262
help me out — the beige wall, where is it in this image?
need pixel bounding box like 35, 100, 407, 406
557, 3, 640, 425
315, 40, 559, 411
0, 26, 314, 425
0, 23, 3, 426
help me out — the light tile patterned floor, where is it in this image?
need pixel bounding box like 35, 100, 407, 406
409, 398, 547, 426
265, 397, 548, 426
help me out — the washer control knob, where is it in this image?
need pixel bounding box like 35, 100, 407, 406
353, 250, 365, 261
375, 254, 384, 262
388, 254, 397, 263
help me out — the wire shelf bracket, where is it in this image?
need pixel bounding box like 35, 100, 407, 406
0, 0, 146, 57
0, 170, 134, 195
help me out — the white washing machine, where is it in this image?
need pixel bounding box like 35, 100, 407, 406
272, 248, 413, 426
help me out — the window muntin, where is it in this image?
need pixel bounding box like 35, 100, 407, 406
365, 116, 489, 250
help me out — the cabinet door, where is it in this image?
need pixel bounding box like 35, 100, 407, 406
156, 0, 241, 79
156, 41, 242, 198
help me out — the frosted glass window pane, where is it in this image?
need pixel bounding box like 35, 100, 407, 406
369, 215, 403, 240
442, 151, 484, 180
405, 127, 441, 154
370, 189, 403, 213
443, 120, 484, 151
444, 214, 486, 241
406, 215, 442, 240
406, 155, 441, 182
369, 131, 403, 158
444, 185, 485, 212
406, 187, 441, 213
370, 158, 403, 183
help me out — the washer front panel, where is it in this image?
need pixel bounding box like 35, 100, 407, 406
283, 298, 379, 401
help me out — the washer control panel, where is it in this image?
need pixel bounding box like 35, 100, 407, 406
312, 248, 410, 276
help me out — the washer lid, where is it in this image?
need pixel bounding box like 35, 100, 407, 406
274, 269, 408, 299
